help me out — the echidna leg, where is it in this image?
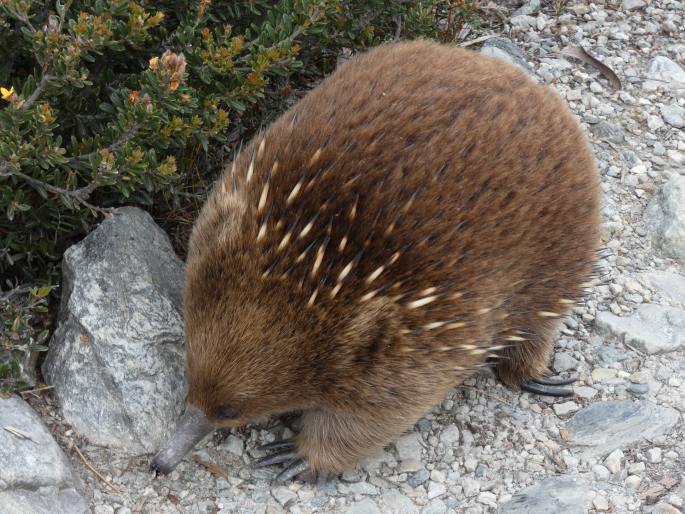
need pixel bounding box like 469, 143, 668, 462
495, 319, 576, 396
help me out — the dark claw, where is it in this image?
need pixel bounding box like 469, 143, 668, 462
258, 439, 296, 452
275, 458, 311, 483
521, 381, 574, 397
255, 450, 299, 467
532, 374, 578, 386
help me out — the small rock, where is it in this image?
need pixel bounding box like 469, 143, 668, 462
604, 449, 623, 474
625, 475, 642, 489
408, 469, 430, 488
498, 476, 592, 514
224, 435, 244, 456
422, 499, 447, 514
439, 425, 460, 446
510, 15, 537, 29
427, 481, 447, 500
593, 495, 610, 511
648, 114, 665, 131
346, 498, 382, 514
627, 383, 649, 395
395, 432, 423, 462
591, 368, 618, 381
622, 0, 645, 9
463, 478, 481, 497
574, 386, 598, 399
653, 502, 684, 514
398, 459, 423, 473
661, 104, 685, 129
566, 401, 680, 458
640, 272, 685, 305
645, 175, 685, 262
628, 462, 646, 475
553, 401, 579, 416
381, 489, 418, 514
592, 464, 611, 481
553, 353, 578, 373
593, 121, 625, 144
648, 447, 663, 463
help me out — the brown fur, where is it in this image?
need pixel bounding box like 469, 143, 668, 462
183, 40, 600, 474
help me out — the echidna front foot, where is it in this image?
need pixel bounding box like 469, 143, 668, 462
256, 439, 322, 483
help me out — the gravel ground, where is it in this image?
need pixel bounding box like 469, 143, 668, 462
24, 1, 685, 513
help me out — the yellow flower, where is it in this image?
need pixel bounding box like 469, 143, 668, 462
149, 56, 159, 71
1, 86, 15, 100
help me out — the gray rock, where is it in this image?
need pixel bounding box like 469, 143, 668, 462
596, 346, 628, 365
645, 176, 685, 262
640, 272, 685, 305
647, 56, 685, 87
271, 486, 297, 507
480, 38, 534, 75
381, 489, 418, 514
0, 396, 87, 514
439, 425, 460, 446
0, 488, 89, 514
593, 121, 625, 144
43, 207, 186, 454
595, 304, 685, 354
553, 353, 578, 373
566, 401, 680, 458
622, 0, 645, 10
395, 432, 423, 461
408, 468, 430, 487
627, 383, 649, 395
346, 498, 382, 514
661, 104, 685, 128
514, 0, 541, 15
497, 476, 592, 514
509, 15, 537, 29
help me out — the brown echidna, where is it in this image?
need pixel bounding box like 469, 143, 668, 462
151, 39, 600, 481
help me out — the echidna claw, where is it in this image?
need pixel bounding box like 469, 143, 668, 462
255, 450, 298, 467
257, 438, 296, 453
275, 458, 311, 483
532, 374, 578, 387
521, 377, 575, 397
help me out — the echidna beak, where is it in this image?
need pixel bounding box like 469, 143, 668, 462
150, 404, 214, 475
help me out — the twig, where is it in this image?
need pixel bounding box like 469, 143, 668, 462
458, 34, 498, 47
23, 73, 55, 110
3, 425, 37, 443
19, 384, 54, 398
69, 440, 123, 494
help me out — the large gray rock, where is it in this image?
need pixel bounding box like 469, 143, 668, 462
43, 207, 186, 454
0, 395, 88, 514
566, 401, 680, 459
498, 476, 593, 514
640, 271, 685, 305
595, 304, 685, 354
645, 176, 685, 262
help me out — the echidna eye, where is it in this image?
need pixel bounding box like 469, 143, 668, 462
217, 405, 240, 420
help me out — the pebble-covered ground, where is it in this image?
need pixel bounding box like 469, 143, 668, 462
18, 0, 685, 513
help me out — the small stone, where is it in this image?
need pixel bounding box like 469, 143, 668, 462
553, 353, 578, 373
398, 459, 423, 473
346, 498, 382, 514
661, 104, 685, 129
648, 447, 662, 463
477, 491, 497, 507
622, 0, 645, 9
628, 462, 646, 475
593, 495, 610, 511
407, 469, 430, 488
627, 383, 649, 395
648, 114, 665, 131
464, 457, 478, 472
625, 475, 642, 489
395, 432, 423, 461
574, 386, 598, 399
430, 470, 445, 483
427, 481, 447, 500
498, 476, 592, 514
553, 401, 579, 416
463, 478, 481, 497
381, 490, 418, 514
225, 435, 244, 456
647, 56, 685, 87
480, 38, 533, 75
653, 502, 683, 514
439, 425, 460, 446
593, 121, 625, 144
591, 368, 618, 381
592, 464, 611, 481
604, 449, 623, 474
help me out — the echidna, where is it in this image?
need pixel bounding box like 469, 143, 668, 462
151, 39, 600, 481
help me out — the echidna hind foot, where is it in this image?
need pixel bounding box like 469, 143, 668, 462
495, 319, 577, 397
